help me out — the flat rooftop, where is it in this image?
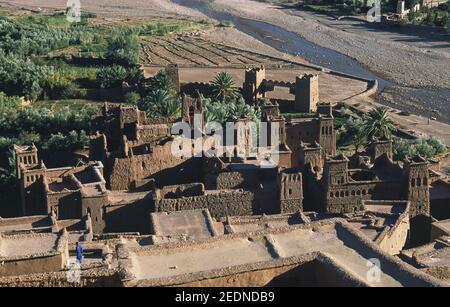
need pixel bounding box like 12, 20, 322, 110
150, 209, 218, 240
223, 212, 304, 234
0, 233, 59, 259
120, 220, 443, 287
0, 216, 53, 234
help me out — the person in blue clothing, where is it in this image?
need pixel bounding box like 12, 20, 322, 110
75, 242, 84, 264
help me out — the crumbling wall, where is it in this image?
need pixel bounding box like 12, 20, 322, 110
213, 171, 259, 190
325, 181, 404, 213
156, 191, 254, 218
0, 233, 68, 277
0, 253, 66, 277
155, 188, 278, 218
376, 204, 410, 255
0, 267, 121, 287
108, 140, 202, 190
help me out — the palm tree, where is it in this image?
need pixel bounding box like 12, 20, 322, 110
211, 72, 240, 102
139, 89, 180, 120
361, 107, 396, 141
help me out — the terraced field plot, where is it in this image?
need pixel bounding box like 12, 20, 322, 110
140, 36, 296, 68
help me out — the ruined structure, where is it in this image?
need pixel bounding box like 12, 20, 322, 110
4, 66, 445, 287
242, 67, 319, 114
298, 138, 431, 245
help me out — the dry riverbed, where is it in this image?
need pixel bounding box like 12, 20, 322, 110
210, 0, 450, 90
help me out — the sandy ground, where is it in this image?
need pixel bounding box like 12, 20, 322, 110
201, 27, 312, 65
0, 0, 206, 18
210, 0, 450, 90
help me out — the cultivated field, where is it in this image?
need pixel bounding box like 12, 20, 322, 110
140, 36, 295, 67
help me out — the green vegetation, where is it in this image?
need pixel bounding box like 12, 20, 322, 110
361, 106, 396, 140
96, 65, 143, 89
407, 5, 449, 27
210, 72, 241, 103
106, 31, 140, 66
135, 70, 260, 125
203, 72, 260, 125
202, 96, 261, 125
336, 105, 447, 160
337, 106, 395, 151
301, 0, 382, 16
393, 137, 447, 160
218, 20, 234, 28
0, 91, 95, 216
137, 71, 181, 120
300, 0, 448, 27
138, 22, 203, 36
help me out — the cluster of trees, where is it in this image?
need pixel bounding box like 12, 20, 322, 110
337, 106, 447, 160
94, 31, 143, 93
302, 0, 388, 15
338, 107, 396, 149
96, 65, 143, 89
137, 71, 180, 120
407, 6, 449, 27
134, 71, 260, 125
203, 72, 260, 125
393, 137, 447, 160
0, 51, 55, 101
105, 31, 140, 66
0, 90, 94, 217
0, 16, 94, 57
0, 14, 96, 101
0, 91, 94, 173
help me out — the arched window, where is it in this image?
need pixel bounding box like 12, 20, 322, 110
356, 190, 361, 196
351, 190, 355, 196
423, 177, 428, 186
411, 178, 416, 187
